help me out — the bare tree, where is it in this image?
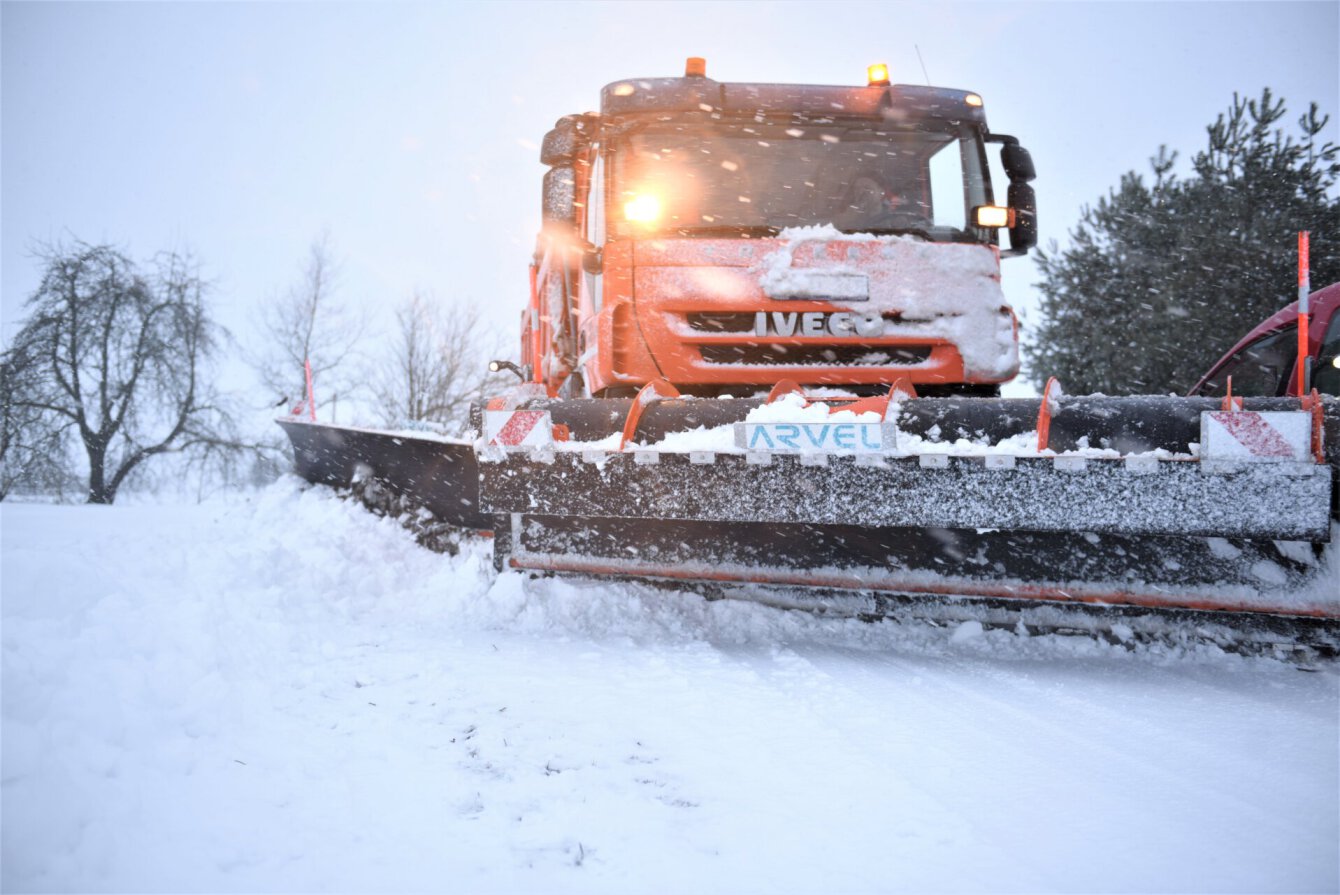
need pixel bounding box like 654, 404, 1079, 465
254, 235, 367, 419
0, 351, 78, 500
3, 241, 236, 504
373, 292, 505, 434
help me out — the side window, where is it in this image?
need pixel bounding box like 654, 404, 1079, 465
584, 149, 605, 313
1313, 309, 1340, 395
1200, 325, 1298, 397
926, 138, 966, 230
586, 149, 605, 247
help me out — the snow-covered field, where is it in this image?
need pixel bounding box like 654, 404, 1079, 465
3, 479, 1337, 893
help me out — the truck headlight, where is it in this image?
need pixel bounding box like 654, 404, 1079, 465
624, 194, 663, 223
973, 205, 1015, 229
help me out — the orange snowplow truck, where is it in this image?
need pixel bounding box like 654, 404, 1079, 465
279, 60, 1339, 655
521, 58, 1038, 399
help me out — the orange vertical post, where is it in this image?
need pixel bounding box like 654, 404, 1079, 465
304, 357, 316, 421
1297, 231, 1310, 396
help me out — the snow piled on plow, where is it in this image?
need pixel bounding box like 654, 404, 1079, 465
3, 479, 1338, 893
573, 392, 1197, 460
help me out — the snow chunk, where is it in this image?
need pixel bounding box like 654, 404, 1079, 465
950, 619, 986, 643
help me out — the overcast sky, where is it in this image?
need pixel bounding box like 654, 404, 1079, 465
3, 1, 1338, 398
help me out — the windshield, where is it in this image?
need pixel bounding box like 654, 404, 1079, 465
609, 120, 991, 239
1197, 326, 1298, 397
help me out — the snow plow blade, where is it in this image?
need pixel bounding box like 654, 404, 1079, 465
278, 419, 491, 530
278, 392, 1338, 642
476, 393, 1340, 625
481, 451, 1329, 541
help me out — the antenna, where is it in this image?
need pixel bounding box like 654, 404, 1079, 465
914, 44, 931, 85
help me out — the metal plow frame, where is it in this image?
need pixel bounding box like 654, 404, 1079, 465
491, 516, 1340, 659
492, 514, 1338, 620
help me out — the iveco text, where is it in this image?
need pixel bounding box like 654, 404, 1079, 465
753, 311, 884, 338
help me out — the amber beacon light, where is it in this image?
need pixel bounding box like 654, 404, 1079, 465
685, 57, 707, 78
867, 63, 890, 87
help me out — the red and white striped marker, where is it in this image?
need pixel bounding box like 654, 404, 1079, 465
1201, 411, 1312, 462
485, 409, 553, 448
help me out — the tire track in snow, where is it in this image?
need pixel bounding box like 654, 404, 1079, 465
769, 640, 1339, 893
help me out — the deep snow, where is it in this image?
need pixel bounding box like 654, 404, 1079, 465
2, 479, 1337, 893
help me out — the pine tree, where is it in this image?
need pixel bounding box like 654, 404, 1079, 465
1026, 90, 1340, 395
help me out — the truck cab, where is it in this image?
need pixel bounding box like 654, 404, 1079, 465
530, 60, 1038, 398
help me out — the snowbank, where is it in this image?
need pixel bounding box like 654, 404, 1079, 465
2, 481, 1337, 893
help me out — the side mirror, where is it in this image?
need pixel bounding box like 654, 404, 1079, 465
540, 115, 590, 166
488, 359, 525, 381
1006, 182, 1037, 255
580, 241, 603, 275
542, 166, 576, 226
1001, 143, 1036, 183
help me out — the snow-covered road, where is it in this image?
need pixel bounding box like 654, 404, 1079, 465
3, 480, 1337, 893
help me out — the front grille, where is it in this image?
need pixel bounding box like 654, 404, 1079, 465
698, 344, 932, 366
686, 311, 907, 333
686, 312, 756, 333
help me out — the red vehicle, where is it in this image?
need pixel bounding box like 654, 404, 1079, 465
1191, 281, 1340, 398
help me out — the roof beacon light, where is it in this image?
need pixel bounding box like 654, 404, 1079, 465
685, 57, 707, 78
965, 93, 984, 107
867, 63, 891, 87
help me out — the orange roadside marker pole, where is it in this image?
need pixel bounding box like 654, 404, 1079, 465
1297, 231, 1310, 396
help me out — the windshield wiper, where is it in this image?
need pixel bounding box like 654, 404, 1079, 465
664, 225, 783, 238
847, 227, 950, 242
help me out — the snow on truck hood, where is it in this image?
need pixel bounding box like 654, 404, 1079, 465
634, 226, 1018, 380
761, 227, 1018, 380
